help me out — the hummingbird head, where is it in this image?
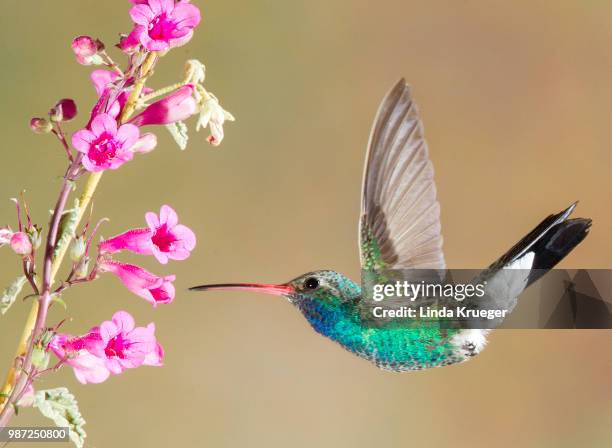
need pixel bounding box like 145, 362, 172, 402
190, 270, 361, 326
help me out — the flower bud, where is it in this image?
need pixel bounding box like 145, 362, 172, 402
117, 27, 140, 54
10, 232, 32, 255
49, 99, 78, 123
28, 226, 42, 250
70, 236, 86, 262
31, 345, 50, 370
71, 36, 104, 65
29, 117, 52, 134
75, 257, 90, 279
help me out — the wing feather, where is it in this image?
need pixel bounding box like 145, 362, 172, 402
359, 79, 445, 271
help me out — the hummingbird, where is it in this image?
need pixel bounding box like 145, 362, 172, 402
191, 79, 592, 371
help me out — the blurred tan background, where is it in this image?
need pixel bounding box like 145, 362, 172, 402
1, 1, 611, 447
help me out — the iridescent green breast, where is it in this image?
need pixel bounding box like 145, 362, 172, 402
299, 291, 465, 371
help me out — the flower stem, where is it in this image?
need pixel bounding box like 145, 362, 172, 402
0, 51, 159, 425
139, 82, 184, 104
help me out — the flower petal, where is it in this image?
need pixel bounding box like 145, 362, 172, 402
159, 205, 178, 227
131, 133, 157, 153
81, 155, 103, 172
172, 224, 197, 250
91, 70, 118, 96
129, 4, 155, 25
113, 311, 136, 333
172, 3, 201, 29
71, 129, 96, 153
145, 211, 160, 230
105, 358, 124, 375
91, 113, 118, 136
143, 342, 164, 366
72, 353, 111, 384
152, 248, 169, 264
168, 29, 194, 48
167, 247, 191, 261
99, 321, 119, 342
116, 123, 140, 149
147, 0, 172, 15
141, 36, 170, 52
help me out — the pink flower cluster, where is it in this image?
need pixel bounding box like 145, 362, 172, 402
28, 0, 206, 391
70, 69, 196, 173
50, 311, 163, 384
49, 205, 195, 383
68, 0, 202, 174
98, 205, 196, 306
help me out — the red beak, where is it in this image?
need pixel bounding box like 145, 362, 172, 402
189, 282, 294, 296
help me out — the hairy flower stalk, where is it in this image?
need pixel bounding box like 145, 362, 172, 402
0, 62, 156, 421
0, 52, 159, 424
0, 155, 84, 425
0, 3, 231, 435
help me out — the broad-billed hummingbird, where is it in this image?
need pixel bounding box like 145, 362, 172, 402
191, 80, 591, 371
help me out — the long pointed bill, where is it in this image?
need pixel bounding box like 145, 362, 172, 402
189, 282, 294, 296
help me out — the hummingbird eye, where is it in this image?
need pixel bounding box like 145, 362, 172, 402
303, 277, 320, 290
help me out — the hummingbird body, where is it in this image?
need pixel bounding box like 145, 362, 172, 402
289, 271, 466, 371
192, 79, 591, 371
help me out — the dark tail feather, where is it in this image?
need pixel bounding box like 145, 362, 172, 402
526, 218, 591, 285
488, 202, 591, 285
469, 203, 591, 319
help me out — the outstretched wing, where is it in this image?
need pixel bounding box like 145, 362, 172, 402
359, 79, 445, 272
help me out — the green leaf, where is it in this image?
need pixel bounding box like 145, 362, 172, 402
52, 296, 68, 310
0, 275, 28, 315
54, 199, 80, 260
166, 121, 189, 150
34, 388, 86, 448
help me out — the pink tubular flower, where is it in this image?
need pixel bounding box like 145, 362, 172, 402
98, 228, 153, 255
50, 312, 164, 384
87, 311, 163, 374
129, 0, 201, 51
72, 113, 157, 172
98, 205, 196, 264
71, 36, 102, 65
100, 260, 176, 306
90, 70, 124, 119
49, 333, 111, 384
90, 69, 154, 119
10, 232, 32, 255
146, 204, 196, 263
130, 85, 197, 127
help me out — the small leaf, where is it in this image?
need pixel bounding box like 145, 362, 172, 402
166, 121, 189, 150
53, 296, 68, 310
54, 199, 80, 259
0, 275, 28, 315
34, 387, 86, 448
